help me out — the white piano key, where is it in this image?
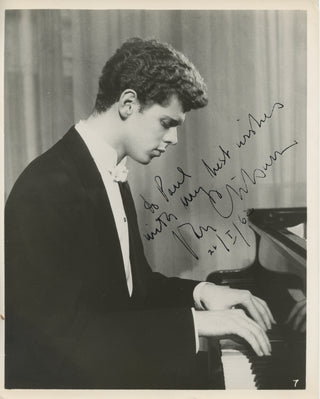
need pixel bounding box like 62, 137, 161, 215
221, 349, 257, 389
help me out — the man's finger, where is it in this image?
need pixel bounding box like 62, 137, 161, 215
233, 311, 271, 355
286, 300, 306, 324
239, 292, 273, 331
251, 297, 272, 330
236, 310, 272, 353
254, 296, 276, 325
241, 297, 268, 331
235, 322, 270, 357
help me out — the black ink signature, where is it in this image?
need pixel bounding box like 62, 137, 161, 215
177, 222, 217, 239
212, 140, 298, 218
172, 222, 218, 260
140, 194, 159, 214
154, 167, 192, 202
172, 230, 199, 260
141, 103, 293, 261
180, 140, 298, 219
144, 211, 178, 241
180, 185, 222, 209
236, 102, 284, 148
202, 145, 231, 179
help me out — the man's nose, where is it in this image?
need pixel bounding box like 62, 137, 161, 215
164, 128, 178, 145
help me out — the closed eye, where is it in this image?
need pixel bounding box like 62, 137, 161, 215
161, 121, 171, 129
160, 118, 180, 129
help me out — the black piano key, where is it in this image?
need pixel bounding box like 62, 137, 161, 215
221, 322, 306, 390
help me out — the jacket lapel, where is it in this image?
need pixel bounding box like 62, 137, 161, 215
61, 127, 130, 297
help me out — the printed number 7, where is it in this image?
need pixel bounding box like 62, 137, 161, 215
293, 379, 299, 388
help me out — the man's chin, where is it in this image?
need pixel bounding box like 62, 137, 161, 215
139, 159, 151, 165
131, 152, 155, 165
133, 155, 152, 165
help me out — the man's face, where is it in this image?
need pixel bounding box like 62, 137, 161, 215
123, 95, 185, 164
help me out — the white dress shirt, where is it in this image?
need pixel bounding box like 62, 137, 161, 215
76, 120, 133, 296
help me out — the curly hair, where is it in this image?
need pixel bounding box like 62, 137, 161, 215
94, 38, 208, 113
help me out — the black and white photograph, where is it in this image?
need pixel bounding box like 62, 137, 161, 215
1, 1, 318, 397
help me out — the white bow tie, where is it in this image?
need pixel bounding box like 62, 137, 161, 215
108, 163, 129, 183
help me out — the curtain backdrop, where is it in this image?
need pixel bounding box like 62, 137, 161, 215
5, 10, 307, 280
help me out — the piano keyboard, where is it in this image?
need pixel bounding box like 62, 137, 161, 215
207, 207, 306, 390
219, 325, 306, 389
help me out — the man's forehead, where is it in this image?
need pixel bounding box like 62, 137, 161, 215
141, 94, 185, 123
159, 95, 186, 122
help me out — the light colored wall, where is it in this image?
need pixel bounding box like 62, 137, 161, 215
5, 10, 307, 281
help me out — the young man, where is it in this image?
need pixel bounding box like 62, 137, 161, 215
5, 38, 274, 389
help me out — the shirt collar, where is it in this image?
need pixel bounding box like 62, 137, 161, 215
75, 120, 127, 174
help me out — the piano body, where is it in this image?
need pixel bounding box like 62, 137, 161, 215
206, 207, 307, 389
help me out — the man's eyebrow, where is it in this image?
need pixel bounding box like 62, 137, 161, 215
162, 116, 184, 126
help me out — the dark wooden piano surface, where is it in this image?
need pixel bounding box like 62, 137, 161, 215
206, 207, 306, 389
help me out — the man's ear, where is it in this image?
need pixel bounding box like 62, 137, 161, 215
118, 89, 139, 120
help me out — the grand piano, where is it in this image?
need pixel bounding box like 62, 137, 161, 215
205, 207, 306, 389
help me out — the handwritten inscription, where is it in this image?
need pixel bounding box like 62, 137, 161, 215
155, 167, 191, 202
144, 211, 177, 241
236, 102, 284, 148
141, 102, 299, 259
171, 212, 252, 260
140, 194, 159, 214
203, 140, 298, 219
202, 145, 231, 178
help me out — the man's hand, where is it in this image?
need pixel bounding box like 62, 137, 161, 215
194, 309, 271, 356
285, 299, 306, 332
198, 283, 276, 331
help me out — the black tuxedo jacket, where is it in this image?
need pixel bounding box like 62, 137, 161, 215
5, 127, 204, 389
